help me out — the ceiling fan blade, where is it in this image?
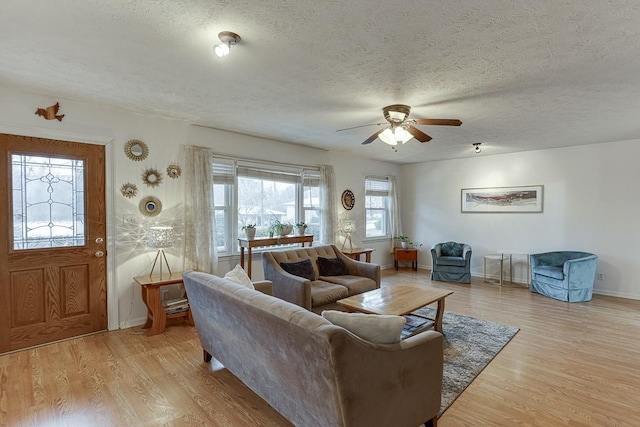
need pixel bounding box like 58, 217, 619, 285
413, 118, 462, 126
336, 122, 385, 132
362, 129, 385, 145
407, 126, 432, 143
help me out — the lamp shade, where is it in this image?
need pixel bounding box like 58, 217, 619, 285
147, 226, 175, 248
340, 219, 356, 234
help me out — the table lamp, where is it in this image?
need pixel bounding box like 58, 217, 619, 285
147, 226, 175, 278
340, 219, 356, 252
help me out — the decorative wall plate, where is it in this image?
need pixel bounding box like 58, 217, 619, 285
120, 182, 138, 198
141, 167, 162, 187
341, 189, 355, 210
139, 196, 162, 217
166, 163, 181, 179
124, 139, 149, 161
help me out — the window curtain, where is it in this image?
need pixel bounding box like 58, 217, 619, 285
182, 145, 218, 273
319, 164, 336, 245
388, 175, 402, 253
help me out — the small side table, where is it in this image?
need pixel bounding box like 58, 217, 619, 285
342, 248, 375, 262
134, 272, 193, 336
483, 255, 505, 285
395, 248, 418, 271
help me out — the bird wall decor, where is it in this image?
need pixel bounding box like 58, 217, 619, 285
35, 102, 65, 121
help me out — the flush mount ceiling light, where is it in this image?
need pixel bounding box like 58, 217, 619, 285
214, 31, 241, 57
473, 142, 482, 153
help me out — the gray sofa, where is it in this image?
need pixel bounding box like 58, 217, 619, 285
262, 245, 380, 312
182, 270, 443, 427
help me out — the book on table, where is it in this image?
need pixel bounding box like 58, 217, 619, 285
401, 314, 434, 340
163, 297, 188, 308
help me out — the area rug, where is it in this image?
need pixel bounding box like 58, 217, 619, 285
411, 307, 519, 416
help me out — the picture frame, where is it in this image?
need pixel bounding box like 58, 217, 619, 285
461, 185, 543, 213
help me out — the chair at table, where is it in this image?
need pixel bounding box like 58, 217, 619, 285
430, 241, 472, 284
530, 251, 597, 302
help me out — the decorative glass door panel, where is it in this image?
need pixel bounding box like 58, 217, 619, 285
11, 154, 86, 249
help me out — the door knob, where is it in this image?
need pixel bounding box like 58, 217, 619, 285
95, 237, 104, 244
95, 250, 105, 258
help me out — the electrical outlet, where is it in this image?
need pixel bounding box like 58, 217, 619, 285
123, 214, 137, 225
161, 289, 169, 302
597, 272, 604, 281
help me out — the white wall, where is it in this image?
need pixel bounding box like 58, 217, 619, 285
0, 85, 402, 330
401, 140, 640, 300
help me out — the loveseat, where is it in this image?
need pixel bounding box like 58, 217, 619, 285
182, 270, 443, 427
530, 251, 598, 302
262, 245, 380, 312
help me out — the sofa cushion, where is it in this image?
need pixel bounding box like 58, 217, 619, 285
321, 310, 406, 344
533, 265, 564, 280
436, 256, 467, 267
280, 259, 316, 281
223, 264, 255, 289
317, 257, 347, 276
441, 242, 463, 257
320, 275, 377, 296
311, 281, 349, 306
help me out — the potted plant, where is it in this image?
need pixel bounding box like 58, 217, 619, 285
242, 224, 256, 240
295, 221, 308, 236
270, 220, 293, 237
395, 235, 422, 249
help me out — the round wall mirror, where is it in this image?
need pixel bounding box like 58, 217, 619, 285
124, 139, 149, 161
142, 168, 162, 187
139, 196, 162, 217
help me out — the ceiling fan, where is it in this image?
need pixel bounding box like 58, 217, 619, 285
337, 104, 462, 146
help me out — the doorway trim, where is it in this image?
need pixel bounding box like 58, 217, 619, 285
0, 123, 119, 331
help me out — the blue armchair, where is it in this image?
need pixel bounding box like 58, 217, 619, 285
431, 242, 472, 283
530, 251, 598, 302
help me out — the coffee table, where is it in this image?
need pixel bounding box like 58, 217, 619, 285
337, 285, 453, 334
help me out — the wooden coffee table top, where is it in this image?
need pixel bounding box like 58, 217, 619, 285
337, 285, 453, 316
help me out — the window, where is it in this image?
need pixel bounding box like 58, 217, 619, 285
365, 176, 391, 239
212, 157, 321, 254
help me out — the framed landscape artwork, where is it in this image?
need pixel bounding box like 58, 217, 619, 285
461, 185, 544, 213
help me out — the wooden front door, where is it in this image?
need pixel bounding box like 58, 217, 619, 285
0, 133, 107, 353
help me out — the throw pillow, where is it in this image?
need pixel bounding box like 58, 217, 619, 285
280, 259, 315, 281
317, 257, 347, 276
442, 241, 464, 257
321, 310, 406, 344
223, 264, 255, 290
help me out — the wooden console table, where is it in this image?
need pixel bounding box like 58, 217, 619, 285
342, 248, 375, 263
134, 272, 193, 336
239, 235, 314, 278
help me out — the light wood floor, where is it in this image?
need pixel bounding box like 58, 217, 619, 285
1, 269, 639, 426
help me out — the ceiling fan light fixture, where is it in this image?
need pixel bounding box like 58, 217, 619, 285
378, 128, 398, 146
395, 127, 413, 144
214, 31, 241, 58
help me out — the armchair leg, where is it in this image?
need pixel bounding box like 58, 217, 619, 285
203, 349, 212, 362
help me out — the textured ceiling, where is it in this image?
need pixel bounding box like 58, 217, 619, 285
2, 1, 640, 164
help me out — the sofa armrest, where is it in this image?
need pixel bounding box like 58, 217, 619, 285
252, 280, 273, 295
336, 251, 381, 287
332, 330, 443, 425
262, 252, 312, 309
